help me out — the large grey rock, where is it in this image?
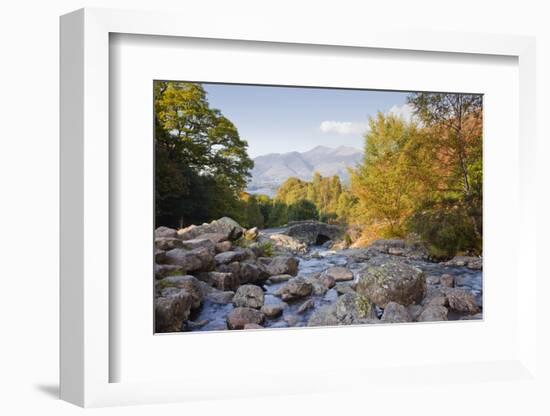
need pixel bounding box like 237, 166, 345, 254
215, 251, 244, 265
159, 275, 204, 309
266, 256, 299, 276
239, 262, 264, 284
275, 277, 313, 301
164, 247, 214, 273
307, 304, 339, 327
261, 304, 284, 318
323, 266, 353, 282
206, 290, 235, 304
444, 288, 480, 315
417, 305, 448, 322
178, 217, 244, 241
208, 271, 240, 291
233, 284, 265, 309
179, 237, 215, 252
335, 293, 377, 324
215, 241, 232, 253
155, 226, 178, 239
155, 237, 183, 251
154, 264, 184, 279
356, 259, 426, 308
268, 274, 292, 284
155, 249, 166, 264
440, 274, 454, 288
305, 276, 331, 296
227, 307, 264, 330
381, 302, 412, 323
259, 233, 307, 255
155, 289, 193, 332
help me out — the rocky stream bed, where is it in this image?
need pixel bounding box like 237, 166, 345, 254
154, 218, 482, 333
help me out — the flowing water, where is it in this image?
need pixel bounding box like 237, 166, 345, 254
191, 246, 483, 332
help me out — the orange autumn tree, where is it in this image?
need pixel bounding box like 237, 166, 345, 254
351, 93, 482, 257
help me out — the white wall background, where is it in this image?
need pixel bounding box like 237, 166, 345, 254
0, 0, 548, 414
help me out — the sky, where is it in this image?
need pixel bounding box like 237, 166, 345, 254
202, 83, 412, 158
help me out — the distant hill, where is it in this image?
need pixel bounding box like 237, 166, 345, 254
247, 145, 363, 197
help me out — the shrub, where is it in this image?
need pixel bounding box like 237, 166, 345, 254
407, 200, 481, 259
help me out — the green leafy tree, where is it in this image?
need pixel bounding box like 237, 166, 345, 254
154, 81, 253, 227
243, 194, 264, 228
288, 199, 319, 222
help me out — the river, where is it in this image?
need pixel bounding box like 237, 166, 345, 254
191, 245, 483, 331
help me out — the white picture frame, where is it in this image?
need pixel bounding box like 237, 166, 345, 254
60, 7, 538, 408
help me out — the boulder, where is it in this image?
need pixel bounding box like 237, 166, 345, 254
335, 293, 378, 324
275, 277, 313, 301
307, 304, 339, 327
155, 237, 183, 251
217, 261, 241, 281
155, 289, 193, 332
206, 290, 235, 304
239, 262, 263, 284
261, 304, 284, 318
209, 271, 240, 291
179, 237, 215, 252
243, 323, 264, 330
178, 217, 244, 241
164, 247, 214, 273
233, 284, 265, 309
422, 287, 449, 307
215, 251, 244, 265
159, 275, 204, 309
323, 266, 353, 282
215, 241, 233, 253
154, 264, 184, 279
318, 273, 336, 289
196, 233, 228, 243
266, 256, 299, 276
268, 274, 292, 284
356, 259, 426, 308
417, 305, 448, 322
155, 226, 177, 239
305, 276, 331, 296
334, 283, 356, 296
227, 307, 264, 330
440, 274, 454, 288
444, 288, 480, 315
406, 304, 423, 321
155, 249, 166, 264
261, 233, 307, 254
381, 302, 412, 323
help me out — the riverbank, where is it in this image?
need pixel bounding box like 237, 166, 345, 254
154, 217, 482, 333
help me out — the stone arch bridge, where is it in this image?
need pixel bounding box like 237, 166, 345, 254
283, 221, 343, 245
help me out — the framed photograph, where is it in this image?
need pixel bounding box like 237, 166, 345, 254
60, 8, 538, 407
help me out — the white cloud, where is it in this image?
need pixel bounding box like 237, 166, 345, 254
319, 120, 369, 135
387, 103, 415, 122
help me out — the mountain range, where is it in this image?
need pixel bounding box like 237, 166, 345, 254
247, 145, 363, 197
